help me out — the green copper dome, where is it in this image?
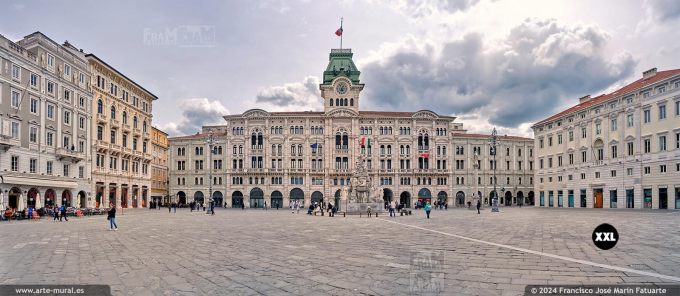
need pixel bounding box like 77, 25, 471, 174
322, 49, 361, 85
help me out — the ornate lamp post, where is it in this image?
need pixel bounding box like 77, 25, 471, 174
490, 127, 499, 212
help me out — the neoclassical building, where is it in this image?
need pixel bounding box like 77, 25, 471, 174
169, 48, 534, 209
532, 68, 680, 209
0, 32, 92, 211
88, 54, 156, 208
150, 126, 169, 205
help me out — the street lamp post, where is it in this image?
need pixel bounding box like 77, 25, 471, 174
205, 129, 220, 214
490, 127, 499, 212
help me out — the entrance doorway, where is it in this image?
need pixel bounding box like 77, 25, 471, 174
505, 191, 512, 206
177, 191, 187, 206
400, 191, 411, 208
62, 190, 72, 207
78, 191, 87, 208
45, 189, 56, 207
659, 188, 668, 209
8, 187, 21, 210
437, 191, 447, 207
212, 191, 223, 207
626, 189, 634, 208
250, 188, 264, 208
594, 189, 603, 208
417, 188, 431, 208
271, 191, 283, 209
383, 188, 393, 204
232, 191, 244, 208
456, 191, 465, 207
27, 188, 38, 208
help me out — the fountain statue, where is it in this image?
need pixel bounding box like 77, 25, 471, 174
345, 155, 385, 214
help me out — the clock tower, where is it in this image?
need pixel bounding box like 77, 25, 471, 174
320, 48, 364, 113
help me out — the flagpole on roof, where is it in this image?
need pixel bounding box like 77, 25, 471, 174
340, 17, 343, 49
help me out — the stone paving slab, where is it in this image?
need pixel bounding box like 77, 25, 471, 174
0, 207, 678, 295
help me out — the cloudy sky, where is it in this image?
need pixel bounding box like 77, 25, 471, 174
2, 0, 679, 137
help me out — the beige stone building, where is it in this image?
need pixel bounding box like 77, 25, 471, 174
532, 68, 680, 209
0, 32, 93, 210
87, 54, 157, 208
168, 49, 534, 209
150, 126, 169, 206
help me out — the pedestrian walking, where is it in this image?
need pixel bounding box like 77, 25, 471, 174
241, 202, 245, 210
476, 199, 481, 214
168, 203, 171, 213
424, 202, 432, 219
264, 201, 267, 211
275, 202, 279, 210
107, 204, 118, 230
59, 204, 68, 222
53, 205, 59, 221
389, 200, 396, 217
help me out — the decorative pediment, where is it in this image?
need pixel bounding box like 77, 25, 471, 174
412, 110, 438, 119
28, 120, 40, 125
609, 139, 619, 145
326, 108, 359, 118
242, 109, 270, 118
625, 135, 635, 141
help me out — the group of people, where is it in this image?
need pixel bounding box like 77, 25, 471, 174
413, 200, 448, 210
305, 201, 338, 217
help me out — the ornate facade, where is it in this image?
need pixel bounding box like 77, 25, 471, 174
168, 49, 534, 209
88, 54, 156, 208
533, 68, 680, 209
0, 32, 92, 211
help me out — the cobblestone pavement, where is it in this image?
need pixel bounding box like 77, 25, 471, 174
0, 207, 679, 296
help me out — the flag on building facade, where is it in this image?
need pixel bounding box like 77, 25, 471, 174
335, 27, 343, 36
420, 152, 429, 158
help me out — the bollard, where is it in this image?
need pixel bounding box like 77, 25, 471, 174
400, 211, 404, 216
343, 212, 346, 217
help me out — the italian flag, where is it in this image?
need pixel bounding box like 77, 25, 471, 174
420, 152, 429, 158
360, 137, 371, 147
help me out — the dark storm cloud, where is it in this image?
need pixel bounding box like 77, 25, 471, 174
360, 18, 637, 128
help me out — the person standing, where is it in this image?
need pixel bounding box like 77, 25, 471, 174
108, 204, 118, 230
476, 199, 481, 214
168, 202, 172, 213
389, 200, 396, 217
424, 202, 432, 219
264, 201, 267, 211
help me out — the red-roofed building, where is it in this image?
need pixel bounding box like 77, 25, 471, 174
531, 67, 680, 210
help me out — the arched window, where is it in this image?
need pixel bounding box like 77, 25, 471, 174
350, 98, 354, 106
122, 111, 127, 124
330, 99, 334, 106
97, 99, 103, 114
133, 116, 138, 128
344, 98, 348, 106
143, 121, 147, 133
110, 105, 116, 119
335, 98, 339, 106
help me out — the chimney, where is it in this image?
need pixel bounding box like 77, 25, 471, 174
642, 68, 657, 79
579, 95, 591, 103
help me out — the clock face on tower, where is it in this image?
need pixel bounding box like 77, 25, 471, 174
335, 82, 348, 95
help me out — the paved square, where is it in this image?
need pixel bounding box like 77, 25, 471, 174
1, 207, 679, 295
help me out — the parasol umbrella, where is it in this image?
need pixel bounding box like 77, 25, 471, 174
35, 192, 42, 209
18, 193, 24, 211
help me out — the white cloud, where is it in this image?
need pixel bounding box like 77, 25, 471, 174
378, 0, 480, 18
161, 98, 229, 136
248, 76, 322, 112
